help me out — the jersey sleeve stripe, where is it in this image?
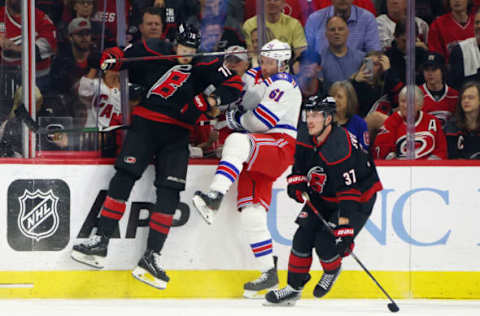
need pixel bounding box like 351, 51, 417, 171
253, 109, 275, 128
258, 104, 280, 122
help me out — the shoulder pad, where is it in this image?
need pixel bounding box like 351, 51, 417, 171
270, 72, 295, 84
144, 39, 174, 55
319, 126, 352, 165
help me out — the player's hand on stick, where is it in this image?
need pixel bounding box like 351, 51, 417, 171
333, 225, 355, 257
100, 47, 124, 71
287, 174, 308, 203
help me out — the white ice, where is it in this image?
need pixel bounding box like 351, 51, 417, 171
2, 299, 480, 316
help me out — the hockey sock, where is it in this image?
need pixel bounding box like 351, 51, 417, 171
210, 133, 251, 194
287, 250, 313, 289
241, 205, 274, 271
320, 256, 342, 272
98, 196, 126, 238
147, 213, 174, 252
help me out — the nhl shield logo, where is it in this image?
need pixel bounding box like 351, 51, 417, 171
17, 189, 60, 242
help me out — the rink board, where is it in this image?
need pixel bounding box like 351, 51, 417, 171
0, 163, 479, 298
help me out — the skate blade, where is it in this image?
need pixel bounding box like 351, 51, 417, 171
262, 299, 297, 307
71, 250, 105, 269
132, 266, 167, 290
243, 285, 278, 299
192, 195, 215, 225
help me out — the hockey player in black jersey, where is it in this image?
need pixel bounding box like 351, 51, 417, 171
71, 24, 243, 290
265, 96, 383, 306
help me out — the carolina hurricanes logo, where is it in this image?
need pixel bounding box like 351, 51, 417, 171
307, 166, 327, 193
396, 131, 436, 159
428, 110, 452, 128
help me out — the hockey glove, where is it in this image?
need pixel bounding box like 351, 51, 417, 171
225, 108, 243, 130
333, 225, 355, 257
100, 47, 124, 71
287, 174, 308, 203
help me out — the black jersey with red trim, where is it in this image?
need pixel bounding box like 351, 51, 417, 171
122, 39, 243, 130
444, 118, 480, 159
293, 124, 383, 218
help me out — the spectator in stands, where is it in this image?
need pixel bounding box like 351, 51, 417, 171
59, 0, 115, 49
351, 51, 391, 117
291, 49, 323, 98
384, 20, 428, 110
448, 8, 480, 90
444, 81, 480, 159
152, 0, 201, 42
244, 0, 376, 26
199, 16, 245, 52
138, 6, 164, 42
0, 0, 57, 93
373, 85, 447, 160
330, 80, 370, 149
377, 0, 448, 24
36, 0, 65, 25
305, 0, 380, 55
243, 0, 307, 57
50, 18, 98, 94
376, 0, 429, 50
419, 52, 458, 128
428, 0, 474, 61
320, 16, 365, 93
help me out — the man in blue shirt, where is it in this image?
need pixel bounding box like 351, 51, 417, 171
320, 16, 365, 93
305, 0, 380, 55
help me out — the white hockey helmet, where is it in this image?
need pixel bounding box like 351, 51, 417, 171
260, 39, 291, 69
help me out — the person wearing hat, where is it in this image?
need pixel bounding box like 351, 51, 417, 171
50, 17, 98, 94
420, 52, 459, 128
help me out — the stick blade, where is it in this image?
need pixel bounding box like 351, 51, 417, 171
388, 302, 400, 313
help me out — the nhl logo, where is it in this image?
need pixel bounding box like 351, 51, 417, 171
17, 189, 60, 242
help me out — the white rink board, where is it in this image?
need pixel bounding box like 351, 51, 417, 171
0, 164, 479, 272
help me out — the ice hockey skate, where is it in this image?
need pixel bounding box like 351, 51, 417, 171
192, 190, 224, 225
71, 235, 109, 269
243, 256, 279, 298
132, 250, 170, 290
313, 266, 342, 298
264, 274, 311, 306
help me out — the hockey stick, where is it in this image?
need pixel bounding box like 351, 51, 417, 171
301, 193, 400, 313
14, 106, 128, 134
103, 46, 306, 64
35, 124, 129, 134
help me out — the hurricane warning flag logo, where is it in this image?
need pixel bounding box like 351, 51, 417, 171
18, 189, 60, 241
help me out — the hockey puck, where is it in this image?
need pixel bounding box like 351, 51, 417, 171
388, 303, 400, 312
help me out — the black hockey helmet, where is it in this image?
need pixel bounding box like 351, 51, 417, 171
303, 95, 336, 115
176, 24, 201, 49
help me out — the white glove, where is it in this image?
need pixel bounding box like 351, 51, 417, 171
225, 108, 243, 130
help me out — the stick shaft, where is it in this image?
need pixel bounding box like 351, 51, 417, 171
108, 46, 305, 64
302, 195, 398, 307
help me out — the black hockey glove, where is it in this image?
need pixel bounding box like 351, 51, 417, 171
333, 225, 354, 257
287, 174, 308, 203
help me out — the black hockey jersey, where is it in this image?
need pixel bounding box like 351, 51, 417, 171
293, 124, 383, 218
444, 118, 480, 159
122, 39, 243, 130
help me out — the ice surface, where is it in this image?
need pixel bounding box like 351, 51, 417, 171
2, 299, 480, 316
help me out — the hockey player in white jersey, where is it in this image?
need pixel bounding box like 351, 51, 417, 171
192, 39, 302, 298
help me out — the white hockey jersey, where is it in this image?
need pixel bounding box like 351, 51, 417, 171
238, 67, 302, 138
78, 76, 123, 128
